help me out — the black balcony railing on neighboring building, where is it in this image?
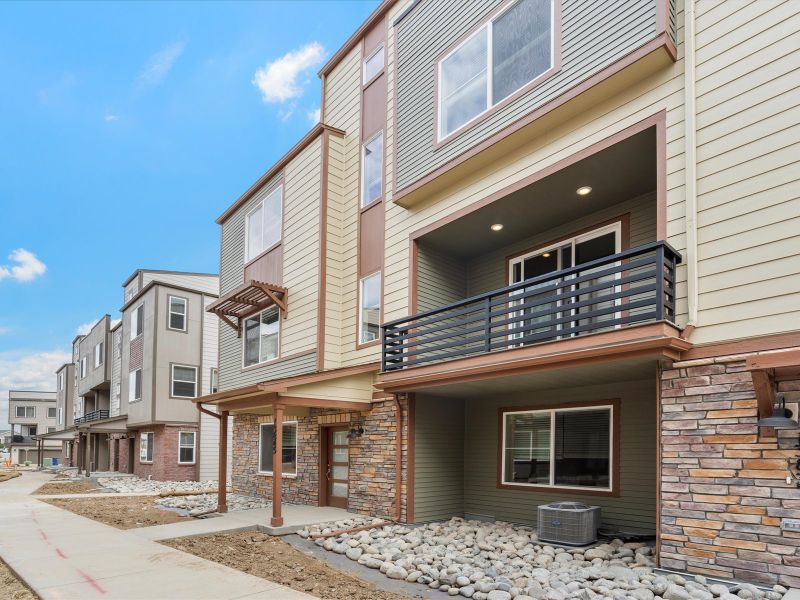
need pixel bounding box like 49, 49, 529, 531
382, 241, 681, 372
74, 410, 109, 424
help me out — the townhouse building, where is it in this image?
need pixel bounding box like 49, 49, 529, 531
53, 361, 76, 463
7, 390, 59, 465
195, 0, 800, 588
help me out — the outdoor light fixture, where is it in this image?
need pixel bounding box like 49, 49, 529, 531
490, 223, 504, 231
347, 419, 365, 439
757, 395, 799, 429
542, 252, 551, 258
576, 186, 592, 196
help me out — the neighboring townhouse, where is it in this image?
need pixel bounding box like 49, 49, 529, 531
7, 390, 59, 464
195, 0, 800, 588
118, 269, 223, 481
53, 361, 76, 464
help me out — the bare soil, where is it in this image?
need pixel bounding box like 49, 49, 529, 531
0, 472, 21, 483
42, 496, 192, 529
162, 531, 413, 600
0, 558, 37, 600
32, 480, 96, 495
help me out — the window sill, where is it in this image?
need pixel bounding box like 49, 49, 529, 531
257, 472, 297, 479
497, 482, 618, 497
178, 461, 196, 466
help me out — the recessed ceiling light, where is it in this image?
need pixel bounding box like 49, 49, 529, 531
576, 186, 592, 196
542, 252, 551, 258
490, 223, 504, 231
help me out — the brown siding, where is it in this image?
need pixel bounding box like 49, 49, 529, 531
244, 245, 283, 285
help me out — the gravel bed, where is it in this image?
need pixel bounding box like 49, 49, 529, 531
96, 476, 217, 494
300, 517, 787, 600
154, 493, 270, 515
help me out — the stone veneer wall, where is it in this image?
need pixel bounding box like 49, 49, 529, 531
131, 425, 198, 481
660, 355, 800, 588
232, 397, 410, 521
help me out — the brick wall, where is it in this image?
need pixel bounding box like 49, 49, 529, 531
131, 425, 198, 481
660, 356, 800, 587
232, 397, 410, 521
118, 435, 131, 473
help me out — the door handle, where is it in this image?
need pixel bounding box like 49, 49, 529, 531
326, 465, 332, 480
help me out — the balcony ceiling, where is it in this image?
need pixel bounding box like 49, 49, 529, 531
420, 128, 656, 259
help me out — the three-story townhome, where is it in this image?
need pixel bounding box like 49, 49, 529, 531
197, 0, 800, 588
50, 361, 76, 465
7, 390, 59, 465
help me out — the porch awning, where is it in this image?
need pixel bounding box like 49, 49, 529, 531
37, 429, 79, 441
207, 279, 287, 335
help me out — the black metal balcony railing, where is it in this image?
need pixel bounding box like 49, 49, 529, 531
74, 410, 109, 424
382, 241, 681, 372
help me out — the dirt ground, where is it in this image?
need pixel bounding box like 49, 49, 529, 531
0, 559, 37, 600
162, 531, 414, 600
42, 496, 192, 529
0, 472, 21, 483
32, 480, 96, 495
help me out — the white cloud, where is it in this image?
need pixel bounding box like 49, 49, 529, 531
136, 41, 187, 89
104, 114, 120, 122
0, 327, 10, 336
253, 42, 326, 104
0, 349, 70, 427
110, 319, 121, 329
307, 107, 321, 124
0, 249, 47, 283
75, 321, 97, 336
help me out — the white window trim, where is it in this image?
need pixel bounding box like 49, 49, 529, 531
58, 407, 63, 425
171, 364, 198, 399
358, 271, 382, 345
58, 372, 64, 391
360, 131, 384, 208
177, 431, 196, 465
167, 295, 188, 332
244, 184, 284, 263
15, 406, 35, 418
241, 307, 281, 368
257, 421, 298, 478
500, 404, 614, 492
131, 304, 144, 340
129, 369, 142, 403
94, 342, 104, 368
140, 431, 154, 463
80, 357, 87, 379
47, 407, 57, 419
436, 0, 556, 142
362, 43, 385, 84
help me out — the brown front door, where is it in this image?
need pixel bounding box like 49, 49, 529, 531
324, 426, 349, 509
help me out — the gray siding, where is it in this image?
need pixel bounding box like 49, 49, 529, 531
218, 339, 317, 390
395, 0, 661, 190
110, 328, 122, 417
77, 316, 111, 397
414, 397, 465, 522
416, 244, 467, 312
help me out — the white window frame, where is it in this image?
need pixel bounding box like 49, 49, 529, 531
171, 364, 198, 399
362, 43, 385, 84
257, 421, 298, 477
140, 431, 154, 463
94, 341, 104, 368
241, 307, 281, 368
358, 271, 381, 345
58, 407, 63, 425
360, 131, 384, 208
15, 406, 35, 418
436, 0, 555, 141
47, 426, 56, 433
167, 295, 188, 332
58, 372, 64, 391
131, 304, 144, 340
129, 369, 142, 403
47, 407, 57, 419
80, 357, 87, 378
500, 403, 614, 492
177, 431, 196, 465
210, 367, 219, 394
244, 184, 283, 263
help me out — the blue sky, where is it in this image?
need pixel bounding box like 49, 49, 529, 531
0, 0, 379, 425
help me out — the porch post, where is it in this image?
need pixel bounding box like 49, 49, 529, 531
218, 411, 229, 513
271, 404, 284, 527
85, 432, 92, 477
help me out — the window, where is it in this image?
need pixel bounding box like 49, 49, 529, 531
129, 369, 142, 403
243, 307, 280, 367
361, 132, 384, 207
80, 357, 87, 378
26, 425, 37, 436
171, 365, 198, 398
140, 432, 154, 462
94, 341, 104, 368
131, 304, 144, 339
178, 432, 196, 464
363, 44, 384, 83
246, 185, 283, 261
210, 368, 219, 394
501, 403, 614, 491
58, 407, 63, 425
168, 296, 187, 331
58, 372, 64, 391
359, 272, 381, 344
47, 407, 57, 419
47, 427, 56, 433
258, 421, 298, 475
15, 406, 35, 418
438, 0, 554, 139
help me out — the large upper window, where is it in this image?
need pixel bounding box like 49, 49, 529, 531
168, 296, 187, 331
129, 369, 142, 403
80, 357, 87, 378
438, 0, 553, 140
131, 304, 144, 340
58, 372, 64, 391
361, 133, 384, 207
501, 403, 614, 491
363, 45, 385, 83
246, 185, 283, 261
259, 421, 298, 476
15, 406, 35, 418
359, 272, 381, 344
171, 365, 198, 398
94, 341, 104, 368
243, 307, 280, 367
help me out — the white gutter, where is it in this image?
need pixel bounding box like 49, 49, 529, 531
684, 0, 699, 328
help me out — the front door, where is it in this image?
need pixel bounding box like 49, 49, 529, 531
324, 426, 349, 509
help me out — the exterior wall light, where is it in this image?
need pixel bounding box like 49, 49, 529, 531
576, 186, 592, 196
490, 224, 504, 231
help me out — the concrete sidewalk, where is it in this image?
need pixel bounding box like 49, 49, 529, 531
0, 472, 314, 600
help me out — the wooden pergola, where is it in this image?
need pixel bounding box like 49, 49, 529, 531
207, 279, 288, 336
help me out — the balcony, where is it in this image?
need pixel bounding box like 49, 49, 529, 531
383, 242, 681, 373
74, 410, 109, 425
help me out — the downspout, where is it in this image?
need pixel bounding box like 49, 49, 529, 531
684, 0, 699, 331
392, 394, 403, 522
